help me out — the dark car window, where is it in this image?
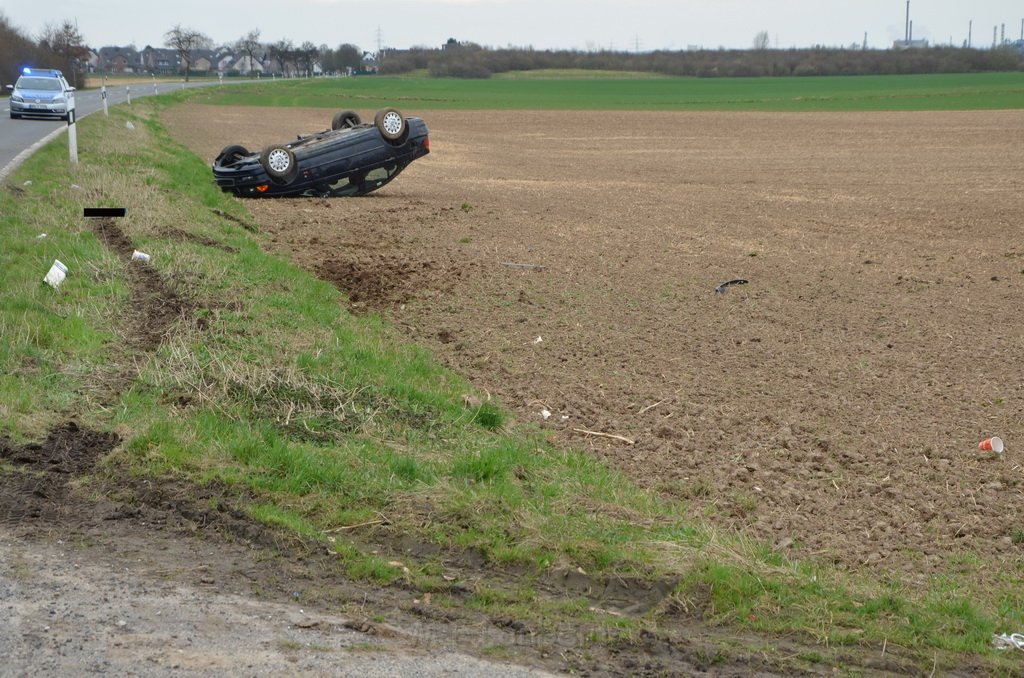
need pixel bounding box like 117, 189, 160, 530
18, 77, 63, 91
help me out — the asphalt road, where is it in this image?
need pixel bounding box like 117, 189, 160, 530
0, 79, 219, 181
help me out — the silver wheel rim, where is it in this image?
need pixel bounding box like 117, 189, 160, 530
267, 148, 291, 173
382, 111, 403, 136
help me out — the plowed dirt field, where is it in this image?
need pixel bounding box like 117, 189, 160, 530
165, 104, 1024, 578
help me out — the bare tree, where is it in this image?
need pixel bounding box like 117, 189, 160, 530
334, 43, 363, 72
38, 20, 89, 87
270, 39, 295, 76
164, 24, 211, 81
298, 41, 319, 76
753, 31, 771, 51
234, 28, 261, 75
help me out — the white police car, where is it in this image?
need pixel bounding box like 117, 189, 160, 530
6, 68, 76, 120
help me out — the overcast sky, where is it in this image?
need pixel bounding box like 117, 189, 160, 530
5, 0, 1023, 53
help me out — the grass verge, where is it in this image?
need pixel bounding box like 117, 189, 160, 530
1, 95, 1022, 672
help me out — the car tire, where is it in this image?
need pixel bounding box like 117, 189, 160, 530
331, 110, 361, 130
374, 108, 407, 143
260, 145, 298, 184
218, 144, 251, 167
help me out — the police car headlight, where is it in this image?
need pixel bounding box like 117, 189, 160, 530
53, 96, 65, 104
11, 95, 24, 102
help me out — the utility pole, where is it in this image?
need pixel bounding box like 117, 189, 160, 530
376, 26, 383, 63
968, 20, 972, 48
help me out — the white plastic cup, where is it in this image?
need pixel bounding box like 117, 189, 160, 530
43, 260, 68, 288
131, 250, 151, 263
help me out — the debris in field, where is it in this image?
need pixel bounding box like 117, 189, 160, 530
131, 250, 151, 263
23, 180, 32, 187
540, 409, 551, 420
572, 428, 635, 445
125, 121, 135, 130
714, 278, 749, 294
36, 233, 47, 240
532, 336, 543, 345
978, 436, 1004, 453
993, 633, 1024, 651
43, 260, 68, 288
501, 261, 547, 271
70, 184, 83, 191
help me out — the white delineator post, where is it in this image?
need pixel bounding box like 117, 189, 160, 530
126, 85, 131, 105
67, 93, 78, 165
101, 84, 108, 116
153, 76, 158, 96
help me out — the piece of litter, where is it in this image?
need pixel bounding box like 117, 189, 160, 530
43, 260, 68, 289
131, 250, 151, 263
993, 633, 1024, 651
125, 121, 135, 130
540, 409, 551, 420
532, 336, 543, 345
70, 184, 83, 191
561, 415, 570, 421
23, 180, 32, 187
500, 261, 547, 271
36, 233, 47, 240
714, 278, 749, 294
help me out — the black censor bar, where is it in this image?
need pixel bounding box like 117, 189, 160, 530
83, 208, 127, 218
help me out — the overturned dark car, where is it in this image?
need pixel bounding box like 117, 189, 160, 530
212, 108, 429, 198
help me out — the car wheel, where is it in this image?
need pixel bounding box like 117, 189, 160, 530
331, 110, 361, 130
374, 108, 407, 142
217, 144, 251, 167
260, 145, 298, 184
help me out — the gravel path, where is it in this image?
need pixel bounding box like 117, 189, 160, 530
0, 532, 556, 677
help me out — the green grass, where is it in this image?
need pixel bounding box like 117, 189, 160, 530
193, 71, 1024, 111
2, 94, 1023, 673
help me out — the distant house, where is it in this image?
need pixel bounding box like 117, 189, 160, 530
361, 52, 378, 73
142, 46, 180, 75
193, 54, 213, 73
98, 46, 141, 73
231, 54, 265, 74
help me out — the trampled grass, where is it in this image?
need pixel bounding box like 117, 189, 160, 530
1, 94, 1022, 673
194, 71, 1024, 111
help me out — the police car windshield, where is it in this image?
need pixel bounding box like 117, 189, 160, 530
18, 77, 62, 91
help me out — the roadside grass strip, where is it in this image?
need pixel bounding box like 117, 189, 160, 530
1, 96, 1022, 673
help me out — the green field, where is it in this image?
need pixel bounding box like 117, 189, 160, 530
198, 71, 1024, 111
